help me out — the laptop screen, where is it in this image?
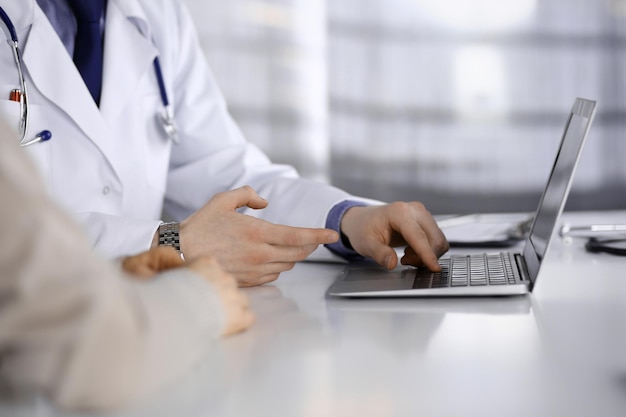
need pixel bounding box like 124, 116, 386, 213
523, 98, 597, 284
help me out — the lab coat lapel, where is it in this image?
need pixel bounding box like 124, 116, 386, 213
22, 4, 122, 180
99, 1, 157, 126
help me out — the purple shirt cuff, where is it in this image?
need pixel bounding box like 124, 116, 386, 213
325, 200, 368, 260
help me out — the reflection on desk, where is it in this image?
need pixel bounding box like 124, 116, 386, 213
1, 211, 626, 417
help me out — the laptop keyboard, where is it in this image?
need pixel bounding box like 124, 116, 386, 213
413, 253, 517, 289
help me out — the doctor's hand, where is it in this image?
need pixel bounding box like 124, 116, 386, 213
178, 186, 339, 287
340, 202, 449, 271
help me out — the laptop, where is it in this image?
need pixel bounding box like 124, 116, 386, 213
328, 98, 597, 297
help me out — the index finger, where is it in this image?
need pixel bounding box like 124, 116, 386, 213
263, 223, 339, 247
393, 219, 446, 272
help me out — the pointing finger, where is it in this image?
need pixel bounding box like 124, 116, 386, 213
264, 224, 339, 247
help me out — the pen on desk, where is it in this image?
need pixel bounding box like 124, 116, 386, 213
559, 224, 626, 238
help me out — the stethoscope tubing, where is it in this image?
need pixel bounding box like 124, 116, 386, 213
11, 40, 30, 142
585, 238, 626, 257
1, 6, 52, 146
0, 6, 17, 42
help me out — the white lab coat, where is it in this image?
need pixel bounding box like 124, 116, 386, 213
0, 0, 373, 259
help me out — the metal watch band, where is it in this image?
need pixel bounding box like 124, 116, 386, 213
158, 222, 181, 252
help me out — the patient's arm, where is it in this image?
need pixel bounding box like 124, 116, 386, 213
0, 122, 251, 410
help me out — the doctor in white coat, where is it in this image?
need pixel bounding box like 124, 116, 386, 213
0, 0, 448, 286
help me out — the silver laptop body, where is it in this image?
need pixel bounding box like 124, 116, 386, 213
328, 98, 597, 298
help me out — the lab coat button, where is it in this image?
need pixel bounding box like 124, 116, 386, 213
102, 186, 111, 195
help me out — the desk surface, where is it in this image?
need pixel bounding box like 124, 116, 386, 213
3, 211, 626, 417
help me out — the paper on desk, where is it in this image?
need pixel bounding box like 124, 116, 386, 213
437, 214, 532, 246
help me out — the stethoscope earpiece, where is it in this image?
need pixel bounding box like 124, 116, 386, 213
39, 130, 52, 142
20, 130, 52, 147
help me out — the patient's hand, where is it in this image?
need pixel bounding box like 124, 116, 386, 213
187, 256, 255, 336
121, 246, 185, 279
122, 248, 254, 336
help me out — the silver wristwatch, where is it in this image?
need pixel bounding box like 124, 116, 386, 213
158, 222, 184, 258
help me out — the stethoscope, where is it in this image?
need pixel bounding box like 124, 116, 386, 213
560, 224, 626, 257
0, 5, 178, 147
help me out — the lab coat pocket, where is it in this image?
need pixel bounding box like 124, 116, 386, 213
0, 97, 22, 135
5, 101, 52, 184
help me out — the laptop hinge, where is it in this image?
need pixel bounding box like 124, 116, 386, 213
514, 254, 533, 290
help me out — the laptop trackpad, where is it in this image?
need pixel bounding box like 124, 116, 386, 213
342, 266, 416, 291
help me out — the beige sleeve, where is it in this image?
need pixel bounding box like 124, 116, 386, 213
0, 119, 224, 410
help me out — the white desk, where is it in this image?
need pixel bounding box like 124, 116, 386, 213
2, 211, 626, 417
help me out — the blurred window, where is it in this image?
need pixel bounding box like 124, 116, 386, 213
184, 0, 626, 213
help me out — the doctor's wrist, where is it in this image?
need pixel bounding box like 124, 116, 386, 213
156, 222, 184, 260
325, 200, 368, 260
151, 229, 160, 248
